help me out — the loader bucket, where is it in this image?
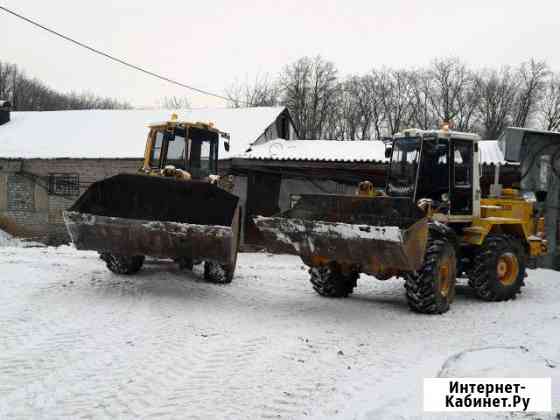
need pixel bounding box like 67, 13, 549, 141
254, 195, 428, 275
63, 174, 240, 265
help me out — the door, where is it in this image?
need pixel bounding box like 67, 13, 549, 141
245, 172, 282, 244
450, 140, 474, 215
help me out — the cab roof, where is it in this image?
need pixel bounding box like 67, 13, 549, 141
148, 118, 230, 140
394, 128, 481, 142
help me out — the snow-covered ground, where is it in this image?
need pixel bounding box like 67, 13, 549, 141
0, 245, 558, 419
0, 229, 18, 247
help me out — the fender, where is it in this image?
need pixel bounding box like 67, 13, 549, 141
428, 221, 458, 250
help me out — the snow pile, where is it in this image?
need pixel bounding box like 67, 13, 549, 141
0, 229, 45, 248
0, 229, 21, 247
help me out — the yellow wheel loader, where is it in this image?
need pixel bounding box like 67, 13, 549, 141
254, 128, 547, 313
63, 116, 241, 283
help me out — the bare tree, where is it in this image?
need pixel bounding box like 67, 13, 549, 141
374, 69, 414, 136
539, 73, 560, 131
426, 58, 479, 130
349, 75, 386, 139
408, 69, 436, 130
321, 84, 345, 140
280, 56, 339, 139
512, 59, 548, 127
226, 73, 280, 108
474, 67, 518, 139
337, 77, 363, 140
0, 60, 131, 111
159, 95, 191, 109
359, 74, 386, 139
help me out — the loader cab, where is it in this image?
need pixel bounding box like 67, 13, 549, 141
145, 121, 223, 179
387, 129, 481, 219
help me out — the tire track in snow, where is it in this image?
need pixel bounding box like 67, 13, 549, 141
0, 271, 144, 395
0, 252, 410, 419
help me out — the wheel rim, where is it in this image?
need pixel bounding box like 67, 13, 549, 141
438, 257, 452, 297
496, 253, 519, 286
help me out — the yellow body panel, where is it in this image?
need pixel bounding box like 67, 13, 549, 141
462, 196, 546, 257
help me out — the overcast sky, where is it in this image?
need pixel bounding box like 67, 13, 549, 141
2, 0, 559, 108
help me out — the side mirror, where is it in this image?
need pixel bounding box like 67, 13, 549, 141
385, 147, 392, 159
224, 140, 230, 152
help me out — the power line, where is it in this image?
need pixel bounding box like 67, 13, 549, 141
0, 4, 238, 104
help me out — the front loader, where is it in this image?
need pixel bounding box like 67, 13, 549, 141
255, 127, 547, 313
63, 115, 241, 283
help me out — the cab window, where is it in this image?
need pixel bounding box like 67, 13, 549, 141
453, 141, 473, 188
188, 127, 218, 178
166, 133, 187, 169
149, 131, 164, 167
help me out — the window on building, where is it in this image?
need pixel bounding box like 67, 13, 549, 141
48, 174, 80, 196
7, 175, 35, 211
279, 116, 290, 140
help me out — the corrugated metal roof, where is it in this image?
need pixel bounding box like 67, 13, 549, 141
243, 139, 388, 163
241, 138, 506, 165
479, 140, 507, 165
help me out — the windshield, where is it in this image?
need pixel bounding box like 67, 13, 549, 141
187, 127, 218, 178
166, 133, 187, 169
149, 127, 219, 177
387, 137, 421, 196
189, 138, 213, 178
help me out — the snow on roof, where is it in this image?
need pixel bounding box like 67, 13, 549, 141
243, 139, 388, 162
241, 138, 505, 165
0, 107, 285, 159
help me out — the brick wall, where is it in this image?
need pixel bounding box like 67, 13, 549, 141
0, 158, 142, 244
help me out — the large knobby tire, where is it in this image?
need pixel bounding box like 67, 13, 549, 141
405, 239, 457, 314
100, 253, 145, 275
469, 235, 526, 301
203, 220, 240, 285
204, 261, 234, 284
309, 263, 358, 298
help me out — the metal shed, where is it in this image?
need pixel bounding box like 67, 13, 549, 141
499, 127, 560, 269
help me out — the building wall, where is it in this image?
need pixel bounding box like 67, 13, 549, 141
0, 157, 250, 247
253, 110, 298, 146
517, 133, 560, 269
0, 158, 142, 244
231, 175, 248, 245
278, 178, 354, 212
